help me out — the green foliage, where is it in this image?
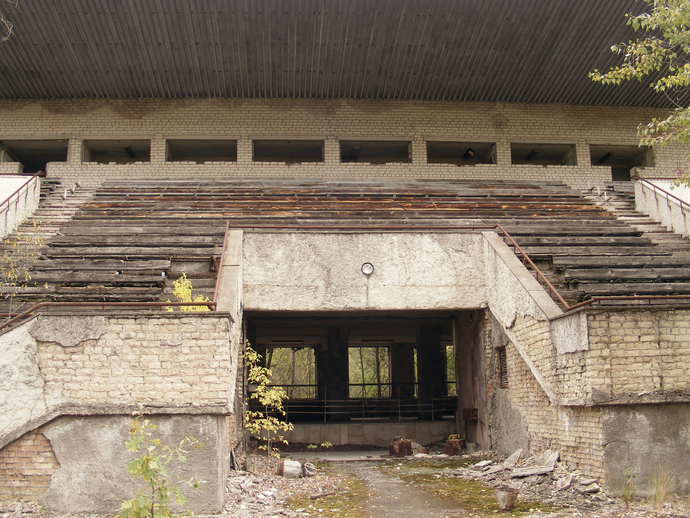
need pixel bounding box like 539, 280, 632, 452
119, 416, 202, 518
244, 342, 294, 457
264, 346, 316, 398
589, 0, 690, 187
348, 346, 390, 398
165, 273, 211, 312
0, 0, 17, 43
1, 220, 44, 320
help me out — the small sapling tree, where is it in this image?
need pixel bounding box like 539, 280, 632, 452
244, 342, 294, 457
1, 220, 44, 323
165, 273, 210, 312
119, 416, 202, 518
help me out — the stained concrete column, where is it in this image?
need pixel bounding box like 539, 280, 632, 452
316, 327, 349, 421
416, 327, 444, 419
391, 342, 416, 400
456, 310, 488, 448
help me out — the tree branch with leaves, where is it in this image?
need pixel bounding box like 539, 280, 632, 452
0, 0, 17, 42
590, 0, 690, 186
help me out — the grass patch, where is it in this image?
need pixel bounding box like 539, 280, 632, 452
285, 473, 368, 518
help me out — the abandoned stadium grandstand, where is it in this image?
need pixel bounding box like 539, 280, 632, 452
1, 0, 690, 512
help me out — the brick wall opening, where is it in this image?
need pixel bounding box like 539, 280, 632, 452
590, 144, 654, 181
511, 143, 577, 166
0, 430, 59, 501
427, 141, 496, 165
340, 140, 411, 164
167, 139, 237, 163
83, 139, 151, 164
0, 139, 68, 174
252, 140, 324, 163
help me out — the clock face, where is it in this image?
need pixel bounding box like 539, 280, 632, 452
361, 262, 374, 275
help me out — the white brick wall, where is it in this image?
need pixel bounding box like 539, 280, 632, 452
0, 99, 686, 189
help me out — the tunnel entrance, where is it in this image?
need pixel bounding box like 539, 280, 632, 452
245, 310, 487, 446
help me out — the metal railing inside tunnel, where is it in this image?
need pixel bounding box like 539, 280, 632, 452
248, 382, 459, 424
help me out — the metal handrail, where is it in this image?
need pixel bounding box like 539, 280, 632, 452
1, 172, 41, 233
636, 177, 690, 217
0, 171, 41, 215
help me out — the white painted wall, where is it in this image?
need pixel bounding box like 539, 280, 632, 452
0, 175, 41, 239
635, 179, 690, 238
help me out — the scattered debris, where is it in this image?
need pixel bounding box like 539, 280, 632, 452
443, 434, 464, 456
496, 486, 519, 510
389, 437, 412, 457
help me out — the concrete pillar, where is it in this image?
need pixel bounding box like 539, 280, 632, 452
391, 342, 416, 400
416, 327, 444, 419
456, 310, 488, 448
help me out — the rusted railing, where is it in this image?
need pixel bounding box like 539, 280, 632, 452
0, 301, 217, 333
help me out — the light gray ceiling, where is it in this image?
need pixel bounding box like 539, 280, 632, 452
0, 0, 681, 106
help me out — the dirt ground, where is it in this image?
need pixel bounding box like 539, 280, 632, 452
2, 451, 689, 518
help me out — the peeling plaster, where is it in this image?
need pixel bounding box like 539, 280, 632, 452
29, 316, 107, 347
0, 324, 48, 441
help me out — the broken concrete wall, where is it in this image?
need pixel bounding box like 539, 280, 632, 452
487, 318, 605, 476
243, 232, 487, 311
603, 404, 690, 497
39, 414, 227, 514
0, 313, 236, 512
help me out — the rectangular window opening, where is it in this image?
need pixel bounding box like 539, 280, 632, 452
83, 139, 151, 164
167, 139, 237, 163
511, 143, 577, 166
427, 141, 496, 165
348, 346, 391, 398
0, 139, 68, 174
340, 140, 411, 164
264, 346, 317, 399
497, 347, 508, 388
253, 140, 323, 164
590, 144, 654, 182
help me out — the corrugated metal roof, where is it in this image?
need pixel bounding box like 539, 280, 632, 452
0, 0, 681, 106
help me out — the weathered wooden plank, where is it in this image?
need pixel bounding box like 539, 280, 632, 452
29, 272, 166, 284
512, 236, 652, 247
42, 247, 219, 258
519, 246, 660, 256
33, 259, 171, 271
566, 268, 690, 282
579, 282, 690, 295
48, 235, 223, 246
554, 255, 688, 269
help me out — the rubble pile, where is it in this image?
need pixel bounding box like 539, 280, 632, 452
221, 454, 339, 518
448, 449, 614, 509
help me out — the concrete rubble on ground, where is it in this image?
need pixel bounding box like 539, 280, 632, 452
220, 454, 340, 518
450, 449, 612, 509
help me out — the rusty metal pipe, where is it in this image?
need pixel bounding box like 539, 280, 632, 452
0, 301, 216, 333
